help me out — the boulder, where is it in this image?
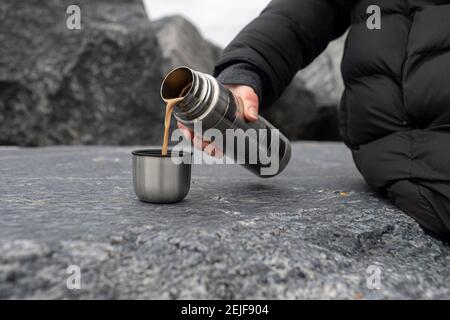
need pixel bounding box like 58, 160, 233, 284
153, 15, 222, 75
0, 0, 166, 146
299, 37, 345, 107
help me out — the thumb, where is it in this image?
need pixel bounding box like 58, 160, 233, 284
237, 89, 259, 122
225, 84, 260, 122
244, 99, 259, 122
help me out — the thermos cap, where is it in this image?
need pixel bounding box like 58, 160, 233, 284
132, 149, 192, 204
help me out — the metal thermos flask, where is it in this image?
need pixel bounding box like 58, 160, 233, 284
160, 67, 291, 178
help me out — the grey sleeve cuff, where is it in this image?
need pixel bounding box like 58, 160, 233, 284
216, 62, 264, 104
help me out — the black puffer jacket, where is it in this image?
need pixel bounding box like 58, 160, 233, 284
215, 0, 450, 241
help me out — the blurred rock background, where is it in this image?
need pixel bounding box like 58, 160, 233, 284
0, 0, 345, 146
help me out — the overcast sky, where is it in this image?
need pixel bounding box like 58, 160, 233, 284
143, 0, 271, 47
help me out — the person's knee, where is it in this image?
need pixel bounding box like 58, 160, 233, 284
388, 180, 450, 242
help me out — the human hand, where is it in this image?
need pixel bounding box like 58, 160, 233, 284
177, 84, 259, 158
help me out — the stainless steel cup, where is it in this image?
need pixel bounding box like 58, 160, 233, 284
132, 149, 191, 204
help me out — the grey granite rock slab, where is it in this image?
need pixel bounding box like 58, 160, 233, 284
0, 143, 449, 299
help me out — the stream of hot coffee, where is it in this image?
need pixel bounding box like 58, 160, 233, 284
161, 83, 192, 156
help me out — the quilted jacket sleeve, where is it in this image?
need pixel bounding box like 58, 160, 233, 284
214, 0, 351, 108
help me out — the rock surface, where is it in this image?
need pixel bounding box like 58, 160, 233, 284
1, 143, 449, 299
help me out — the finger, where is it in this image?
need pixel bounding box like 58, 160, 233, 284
242, 95, 259, 122
204, 143, 216, 157
192, 132, 223, 158
204, 143, 224, 159
193, 134, 210, 151
213, 146, 224, 159
244, 103, 259, 121
177, 122, 193, 140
